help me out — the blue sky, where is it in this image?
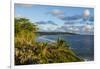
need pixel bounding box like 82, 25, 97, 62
15, 4, 94, 34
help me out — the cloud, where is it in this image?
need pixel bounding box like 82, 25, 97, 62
83, 9, 90, 17
36, 21, 47, 24
37, 23, 58, 32
36, 21, 57, 25
15, 14, 28, 18
82, 24, 94, 32
54, 23, 94, 35
57, 15, 82, 21
48, 9, 93, 23
67, 15, 82, 20
37, 21, 94, 35
64, 21, 76, 24
89, 16, 94, 22
53, 24, 80, 33
57, 15, 67, 21
47, 21, 58, 25
48, 9, 83, 21
48, 9, 64, 16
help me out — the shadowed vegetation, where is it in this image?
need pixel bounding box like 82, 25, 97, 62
14, 17, 83, 65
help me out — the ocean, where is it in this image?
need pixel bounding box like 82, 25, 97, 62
37, 34, 94, 61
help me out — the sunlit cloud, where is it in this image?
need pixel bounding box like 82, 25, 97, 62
83, 9, 90, 17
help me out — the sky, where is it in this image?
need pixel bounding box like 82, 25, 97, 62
15, 4, 94, 35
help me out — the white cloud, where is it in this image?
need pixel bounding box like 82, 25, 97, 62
82, 24, 94, 33
36, 21, 94, 35
37, 24, 58, 32
49, 9, 64, 16
83, 9, 90, 17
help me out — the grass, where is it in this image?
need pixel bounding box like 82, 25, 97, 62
14, 17, 83, 65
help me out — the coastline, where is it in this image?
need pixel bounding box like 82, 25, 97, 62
36, 35, 94, 61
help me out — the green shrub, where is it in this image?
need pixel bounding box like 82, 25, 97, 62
14, 17, 83, 65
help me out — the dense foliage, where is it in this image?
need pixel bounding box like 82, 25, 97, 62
14, 17, 83, 65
